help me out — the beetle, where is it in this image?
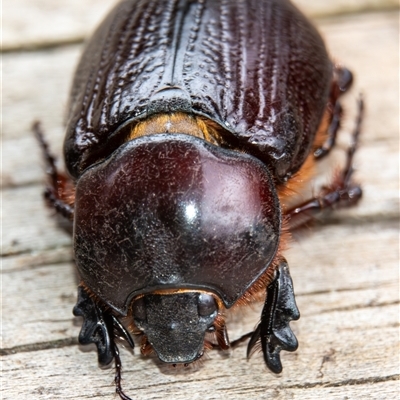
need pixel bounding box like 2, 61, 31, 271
35, 0, 363, 398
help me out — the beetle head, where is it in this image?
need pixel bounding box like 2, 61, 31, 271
132, 292, 217, 363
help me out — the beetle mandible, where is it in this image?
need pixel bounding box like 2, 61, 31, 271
35, 0, 363, 398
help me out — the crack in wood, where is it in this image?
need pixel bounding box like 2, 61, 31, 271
211, 373, 400, 392
317, 348, 336, 378
0, 337, 79, 356
1, 245, 72, 262
2, 257, 74, 273
296, 282, 396, 297
2, 38, 85, 54
281, 374, 400, 389
311, 5, 400, 20
324, 374, 400, 388
317, 300, 400, 314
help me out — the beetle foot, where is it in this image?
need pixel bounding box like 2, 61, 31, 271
73, 286, 114, 366
247, 259, 300, 374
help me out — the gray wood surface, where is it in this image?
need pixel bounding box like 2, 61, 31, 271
2, 1, 399, 399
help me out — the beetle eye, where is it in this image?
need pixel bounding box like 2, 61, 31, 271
132, 297, 147, 322
198, 294, 217, 317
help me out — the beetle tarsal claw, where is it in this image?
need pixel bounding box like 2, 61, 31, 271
73, 286, 114, 366
247, 260, 300, 374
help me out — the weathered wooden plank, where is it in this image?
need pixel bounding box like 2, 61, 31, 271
3, 0, 398, 51
278, 381, 400, 400
2, 0, 119, 51
2, 263, 77, 348
317, 10, 399, 145
2, 4, 399, 400
2, 186, 71, 256
287, 221, 399, 294
2, 247, 72, 273
2, 311, 398, 399
296, 0, 398, 18
2, 46, 80, 142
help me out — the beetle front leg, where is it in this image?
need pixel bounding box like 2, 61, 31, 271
73, 286, 135, 364
73, 286, 115, 365
73, 286, 135, 400
33, 121, 74, 220
247, 259, 300, 373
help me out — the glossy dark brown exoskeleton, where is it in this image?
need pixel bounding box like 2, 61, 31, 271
35, 0, 363, 398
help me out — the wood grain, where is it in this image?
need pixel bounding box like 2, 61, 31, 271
2, 1, 399, 399
3, 0, 398, 50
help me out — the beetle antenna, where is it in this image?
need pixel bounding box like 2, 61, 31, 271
230, 331, 254, 349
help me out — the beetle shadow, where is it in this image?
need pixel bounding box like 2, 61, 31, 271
142, 353, 213, 377
137, 338, 236, 377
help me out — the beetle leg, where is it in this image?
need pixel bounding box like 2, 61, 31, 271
113, 341, 133, 400
73, 286, 114, 366
314, 66, 353, 159
140, 336, 154, 356
33, 121, 74, 220
287, 96, 364, 229
329, 65, 354, 104
246, 259, 300, 374
73, 287, 135, 399
73, 287, 135, 359
314, 101, 342, 159
214, 317, 230, 350
111, 315, 135, 350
